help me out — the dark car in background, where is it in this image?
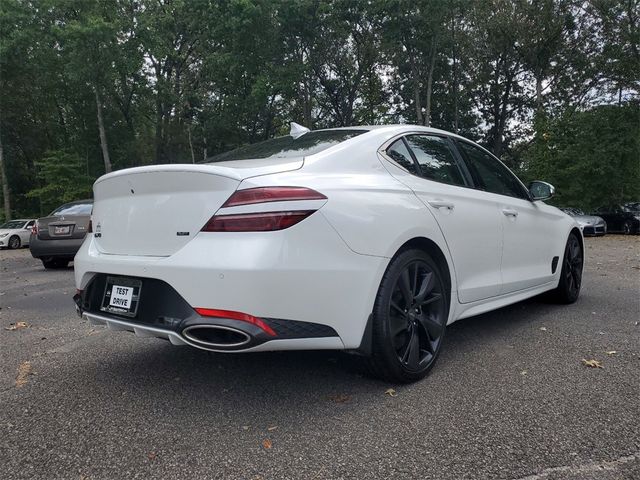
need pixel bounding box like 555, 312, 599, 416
593, 203, 640, 234
30, 199, 93, 268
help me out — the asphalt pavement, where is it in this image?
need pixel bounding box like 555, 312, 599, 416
1, 236, 639, 480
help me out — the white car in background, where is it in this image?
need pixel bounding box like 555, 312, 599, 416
73, 124, 584, 383
0, 219, 35, 249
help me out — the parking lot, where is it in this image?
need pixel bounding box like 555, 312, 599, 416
1, 236, 639, 479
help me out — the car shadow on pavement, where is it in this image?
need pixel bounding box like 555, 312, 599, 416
57, 295, 559, 417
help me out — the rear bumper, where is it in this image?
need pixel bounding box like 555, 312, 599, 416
74, 213, 388, 349
75, 273, 341, 351
81, 311, 344, 352
29, 235, 85, 259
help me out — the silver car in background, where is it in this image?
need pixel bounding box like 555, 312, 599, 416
560, 208, 607, 237
29, 200, 93, 269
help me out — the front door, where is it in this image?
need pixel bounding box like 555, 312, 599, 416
455, 140, 556, 294
383, 134, 503, 303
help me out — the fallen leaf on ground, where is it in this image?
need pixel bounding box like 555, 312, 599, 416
242, 426, 249, 431
539, 327, 547, 331
385, 388, 397, 397
147, 452, 156, 461
262, 439, 272, 449
15, 361, 33, 387
5, 321, 28, 331
581, 359, 603, 369
267, 426, 278, 431
328, 394, 351, 403
605, 351, 618, 355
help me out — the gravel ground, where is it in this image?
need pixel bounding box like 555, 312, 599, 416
1, 236, 639, 480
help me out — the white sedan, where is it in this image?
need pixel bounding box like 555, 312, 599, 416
74, 124, 583, 383
0, 219, 36, 249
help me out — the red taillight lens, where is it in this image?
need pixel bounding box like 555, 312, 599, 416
202, 211, 314, 232
222, 186, 326, 207
194, 308, 277, 336
31, 222, 38, 235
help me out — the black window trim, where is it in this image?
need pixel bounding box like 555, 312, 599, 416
452, 139, 533, 201
382, 132, 474, 189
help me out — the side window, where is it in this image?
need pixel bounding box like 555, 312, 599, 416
405, 135, 467, 186
26, 221, 35, 228
386, 139, 418, 174
457, 141, 529, 200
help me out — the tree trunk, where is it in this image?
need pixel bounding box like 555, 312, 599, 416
187, 124, 195, 164
201, 125, 208, 161
94, 87, 112, 173
451, 15, 459, 133
424, 36, 438, 127
0, 118, 11, 221
536, 75, 543, 112
409, 51, 423, 125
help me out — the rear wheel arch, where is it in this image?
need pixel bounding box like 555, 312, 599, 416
396, 237, 453, 298
356, 236, 454, 357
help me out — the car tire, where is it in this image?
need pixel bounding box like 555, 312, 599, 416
367, 249, 449, 383
623, 221, 632, 235
549, 232, 583, 304
42, 259, 69, 269
8, 235, 21, 249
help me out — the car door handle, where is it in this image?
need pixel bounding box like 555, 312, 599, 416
428, 200, 455, 211
502, 209, 518, 217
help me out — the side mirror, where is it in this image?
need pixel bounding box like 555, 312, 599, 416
529, 181, 555, 201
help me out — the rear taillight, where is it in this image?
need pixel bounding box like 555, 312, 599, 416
31, 222, 38, 235
202, 186, 326, 233
221, 186, 326, 207
202, 211, 315, 232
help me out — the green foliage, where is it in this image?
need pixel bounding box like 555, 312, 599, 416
26, 150, 93, 214
523, 103, 640, 210
0, 0, 638, 218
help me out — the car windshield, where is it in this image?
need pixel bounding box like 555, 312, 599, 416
0, 221, 25, 229
205, 130, 366, 163
623, 202, 640, 212
50, 202, 93, 216
561, 208, 583, 216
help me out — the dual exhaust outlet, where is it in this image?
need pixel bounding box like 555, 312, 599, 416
181, 324, 252, 349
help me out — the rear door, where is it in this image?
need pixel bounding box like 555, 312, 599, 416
454, 140, 558, 294
382, 134, 503, 303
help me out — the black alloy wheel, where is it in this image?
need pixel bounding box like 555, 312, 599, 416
368, 249, 448, 383
623, 221, 632, 235
9, 235, 21, 249
549, 232, 583, 304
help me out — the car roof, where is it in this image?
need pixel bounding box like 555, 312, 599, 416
315, 124, 474, 143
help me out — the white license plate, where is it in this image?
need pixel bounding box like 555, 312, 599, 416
54, 225, 70, 235
109, 285, 134, 309
100, 276, 142, 317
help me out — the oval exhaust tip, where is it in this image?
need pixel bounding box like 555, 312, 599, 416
182, 325, 251, 348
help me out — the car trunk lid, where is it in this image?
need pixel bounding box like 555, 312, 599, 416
37, 215, 91, 240
91, 160, 302, 256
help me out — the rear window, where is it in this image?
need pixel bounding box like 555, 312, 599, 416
50, 202, 93, 216
206, 130, 366, 163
